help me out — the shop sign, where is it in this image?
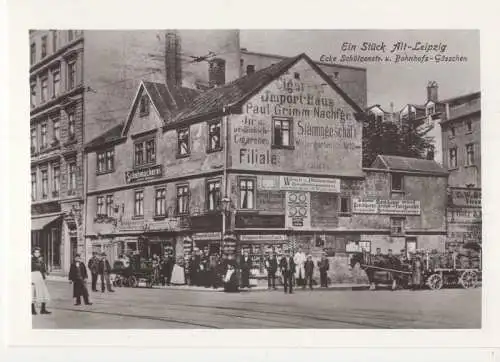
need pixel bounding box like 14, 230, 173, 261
192, 232, 222, 241
285, 191, 311, 229
352, 198, 378, 214
448, 208, 482, 223
345, 240, 371, 253
125, 164, 163, 184
190, 213, 224, 232
258, 176, 280, 191
352, 199, 420, 215
449, 189, 481, 208
239, 234, 287, 242
148, 218, 179, 231
279, 176, 340, 193
378, 199, 420, 215
235, 213, 285, 229
118, 219, 147, 231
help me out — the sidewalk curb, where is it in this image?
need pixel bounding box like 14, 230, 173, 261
46, 277, 369, 292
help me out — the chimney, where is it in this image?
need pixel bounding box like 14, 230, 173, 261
165, 31, 182, 87
427, 81, 438, 102
209, 58, 226, 87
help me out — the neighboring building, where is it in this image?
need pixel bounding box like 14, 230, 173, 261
366, 104, 398, 124
440, 91, 481, 246
30, 30, 168, 273
84, 53, 448, 273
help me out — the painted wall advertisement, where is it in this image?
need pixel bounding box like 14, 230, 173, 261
352, 198, 421, 215
258, 175, 340, 193
230, 60, 362, 176
285, 191, 311, 229
449, 189, 481, 208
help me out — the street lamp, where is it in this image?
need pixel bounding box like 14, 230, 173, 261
221, 197, 232, 255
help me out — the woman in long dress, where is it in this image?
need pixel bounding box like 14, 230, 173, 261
170, 257, 186, 285
31, 247, 51, 315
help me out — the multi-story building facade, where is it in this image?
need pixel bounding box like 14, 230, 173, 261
30, 30, 168, 273
440, 92, 481, 246
84, 53, 448, 274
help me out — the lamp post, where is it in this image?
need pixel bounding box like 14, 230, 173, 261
221, 197, 231, 253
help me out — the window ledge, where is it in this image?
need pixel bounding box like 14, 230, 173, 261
339, 213, 352, 217
96, 169, 115, 176
176, 153, 190, 159
464, 165, 476, 168
448, 167, 459, 171
132, 216, 144, 220
391, 190, 405, 194
271, 145, 295, 150
133, 161, 156, 169
153, 215, 166, 221
206, 147, 223, 154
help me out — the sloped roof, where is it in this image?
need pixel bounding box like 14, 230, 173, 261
85, 123, 124, 151
174, 53, 364, 122
371, 155, 448, 175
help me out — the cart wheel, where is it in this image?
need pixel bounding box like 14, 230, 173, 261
459, 270, 478, 289
128, 276, 138, 288
427, 273, 443, 290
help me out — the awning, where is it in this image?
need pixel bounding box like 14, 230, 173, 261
31, 214, 62, 231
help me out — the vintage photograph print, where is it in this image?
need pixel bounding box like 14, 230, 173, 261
29, 29, 481, 329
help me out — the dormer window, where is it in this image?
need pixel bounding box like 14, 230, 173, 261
139, 95, 149, 117
427, 104, 435, 116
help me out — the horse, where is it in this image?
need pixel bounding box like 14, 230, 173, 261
349, 252, 410, 291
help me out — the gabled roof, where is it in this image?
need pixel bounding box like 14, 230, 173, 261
85, 123, 124, 151
174, 53, 364, 122
371, 155, 448, 175
122, 81, 200, 136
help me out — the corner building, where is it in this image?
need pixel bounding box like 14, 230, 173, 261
85, 53, 448, 272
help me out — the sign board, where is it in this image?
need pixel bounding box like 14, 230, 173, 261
258, 176, 280, 191
125, 164, 162, 184
448, 208, 482, 223
378, 199, 421, 215
285, 191, 311, 229
239, 234, 288, 242
192, 232, 222, 241
352, 198, 378, 214
450, 189, 481, 208
235, 213, 285, 229
230, 61, 362, 176
346, 240, 371, 253
118, 219, 147, 232
148, 218, 179, 231
279, 176, 340, 193
352, 199, 421, 215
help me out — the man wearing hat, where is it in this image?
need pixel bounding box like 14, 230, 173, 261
31, 247, 51, 315
279, 250, 296, 294
304, 254, 315, 290
98, 252, 114, 293
87, 252, 100, 292
69, 254, 92, 305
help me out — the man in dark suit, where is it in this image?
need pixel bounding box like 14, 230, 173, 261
69, 254, 92, 305
317, 252, 330, 288
98, 253, 114, 293
240, 251, 251, 289
87, 252, 100, 292
304, 254, 315, 290
279, 250, 296, 294
265, 250, 278, 290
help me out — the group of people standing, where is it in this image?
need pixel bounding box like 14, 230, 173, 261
150, 249, 185, 286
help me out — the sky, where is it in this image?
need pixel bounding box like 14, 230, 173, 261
239, 30, 480, 111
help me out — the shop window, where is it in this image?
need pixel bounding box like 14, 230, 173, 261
449, 147, 457, 169
176, 185, 189, 215
139, 95, 149, 117
96, 196, 105, 216
360, 241, 371, 253
207, 119, 222, 152
391, 173, 403, 192
52, 164, 60, 197
97, 148, 114, 174
31, 171, 37, 201
41, 169, 48, 199
155, 187, 167, 217
272, 117, 292, 148
339, 196, 351, 216
177, 127, 190, 157
134, 138, 155, 167
390, 217, 405, 236
206, 179, 221, 211
239, 178, 255, 209
106, 194, 114, 216
134, 190, 144, 217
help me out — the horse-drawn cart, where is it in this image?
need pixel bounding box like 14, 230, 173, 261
111, 260, 154, 288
